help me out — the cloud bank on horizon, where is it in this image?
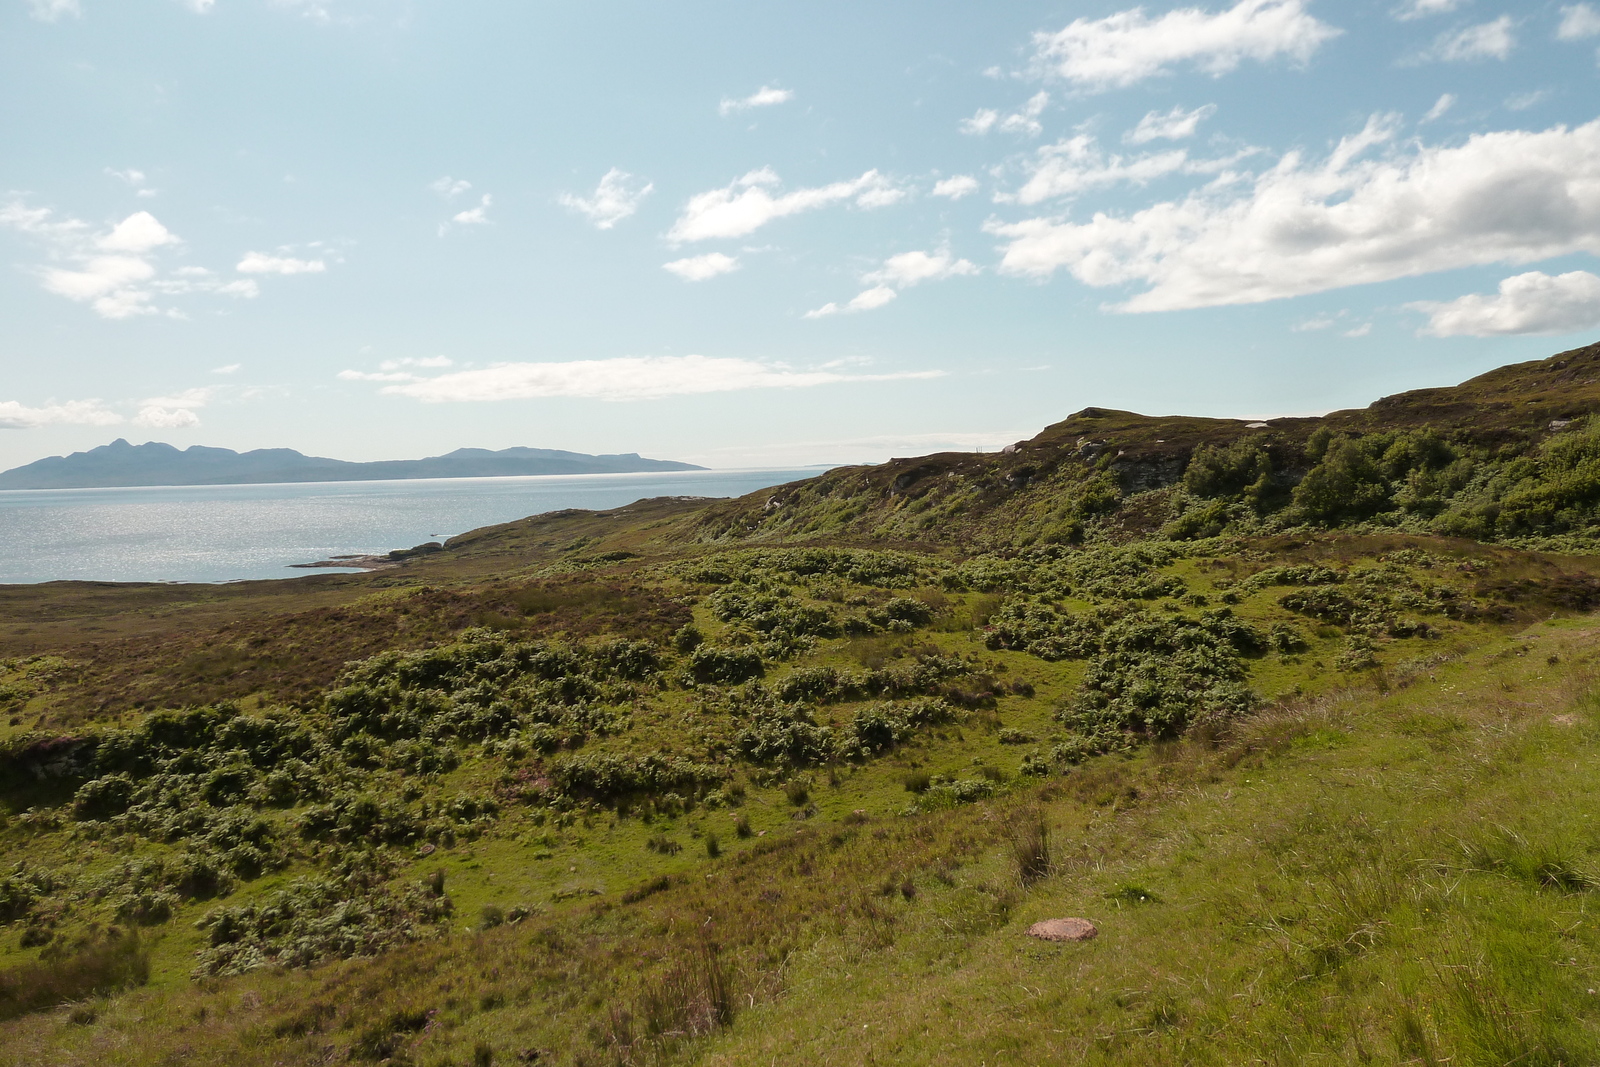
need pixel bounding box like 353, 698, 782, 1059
3, 0, 1600, 468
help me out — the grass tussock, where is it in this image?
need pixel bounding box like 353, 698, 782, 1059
0, 934, 148, 1021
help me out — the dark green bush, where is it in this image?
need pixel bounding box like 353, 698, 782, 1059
685, 646, 765, 685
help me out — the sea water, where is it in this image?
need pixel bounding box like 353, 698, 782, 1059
0, 468, 819, 585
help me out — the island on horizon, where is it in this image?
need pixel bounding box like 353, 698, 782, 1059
0, 438, 707, 490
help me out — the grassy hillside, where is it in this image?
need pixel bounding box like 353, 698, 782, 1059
4, 345, 1600, 1065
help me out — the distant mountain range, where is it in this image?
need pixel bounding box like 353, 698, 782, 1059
0, 439, 706, 490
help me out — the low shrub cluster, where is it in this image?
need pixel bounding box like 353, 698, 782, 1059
952, 544, 1186, 602
1058, 609, 1264, 747
194, 867, 454, 977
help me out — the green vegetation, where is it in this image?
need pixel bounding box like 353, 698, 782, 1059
5, 343, 1600, 1064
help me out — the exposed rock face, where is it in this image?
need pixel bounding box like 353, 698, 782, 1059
1111, 454, 1186, 493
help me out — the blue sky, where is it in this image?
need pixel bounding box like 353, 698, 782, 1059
3, 0, 1600, 470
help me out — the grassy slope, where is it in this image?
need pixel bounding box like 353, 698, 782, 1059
3, 613, 1598, 1066
6, 348, 1600, 1064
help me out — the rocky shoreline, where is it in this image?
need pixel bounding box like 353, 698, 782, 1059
287, 554, 399, 571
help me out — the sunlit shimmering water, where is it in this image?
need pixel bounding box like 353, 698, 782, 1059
0, 468, 818, 584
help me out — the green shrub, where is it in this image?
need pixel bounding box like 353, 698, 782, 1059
1060, 610, 1260, 739
736, 705, 835, 766
685, 646, 765, 685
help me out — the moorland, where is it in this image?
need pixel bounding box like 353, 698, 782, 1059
6, 342, 1600, 1064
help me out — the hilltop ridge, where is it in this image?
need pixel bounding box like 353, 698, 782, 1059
687, 340, 1600, 549
0, 440, 705, 490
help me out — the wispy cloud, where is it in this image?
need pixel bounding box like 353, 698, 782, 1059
337, 356, 455, 383
1409, 270, 1600, 336
986, 115, 1600, 312
960, 92, 1050, 137
1392, 0, 1467, 21
1559, 3, 1600, 39
559, 169, 653, 229
237, 251, 326, 274
26, 0, 80, 22
1125, 104, 1217, 144
452, 196, 492, 226
1029, 0, 1340, 91
663, 253, 741, 281
1420, 16, 1516, 62
806, 248, 978, 318
0, 202, 307, 317
0, 399, 119, 430
130, 386, 215, 429
1422, 93, 1456, 122
212, 363, 242, 375
106, 167, 157, 198
804, 287, 898, 318
718, 86, 795, 116
347, 354, 943, 402
1001, 133, 1255, 205
430, 176, 473, 199
931, 175, 980, 199
667, 168, 903, 243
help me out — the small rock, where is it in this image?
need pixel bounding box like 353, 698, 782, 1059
1027, 917, 1098, 942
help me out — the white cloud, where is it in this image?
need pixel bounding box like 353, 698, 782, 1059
135, 406, 202, 428
961, 93, 1050, 137
1393, 0, 1467, 20
182, 0, 216, 12
27, 0, 80, 21
1006, 134, 1209, 205
212, 363, 242, 375
667, 167, 903, 243
0, 201, 295, 317
864, 248, 980, 288
932, 175, 980, 199
141, 387, 214, 410
1506, 90, 1549, 112
807, 248, 978, 318
986, 115, 1600, 312
451, 194, 493, 226
960, 109, 1000, 135
338, 369, 417, 383
1422, 93, 1456, 122
1292, 312, 1341, 331
1559, 4, 1600, 40
0, 399, 120, 430
355, 354, 942, 402
559, 169, 652, 230
237, 251, 326, 274
338, 356, 454, 382
43, 257, 156, 304
106, 168, 147, 186
805, 287, 899, 318
1409, 270, 1600, 336
1343, 322, 1372, 337
663, 253, 740, 281
1422, 16, 1515, 62
99, 211, 177, 254
1126, 104, 1218, 144
272, 0, 338, 22
1029, 0, 1340, 91
430, 176, 472, 199
718, 86, 795, 116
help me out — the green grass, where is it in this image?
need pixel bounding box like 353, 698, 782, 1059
4, 614, 1600, 1064
8, 342, 1600, 1064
